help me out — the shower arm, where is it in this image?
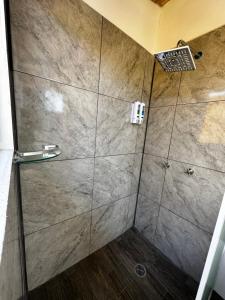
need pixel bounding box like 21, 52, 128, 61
177, 40, 202, 60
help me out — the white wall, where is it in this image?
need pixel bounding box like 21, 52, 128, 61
0, 0, 13, 150
156, 0, 225, 51
82, 0, 161, 54
83, 0, 225, 54
214, 247, 225, 299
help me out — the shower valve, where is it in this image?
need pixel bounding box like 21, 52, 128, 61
186, 168, 194, 176
163, 162, 170, 169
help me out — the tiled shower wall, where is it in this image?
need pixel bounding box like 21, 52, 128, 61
135, 25, 225, 281
9, 0, 153, 290
0, 168, 23, 299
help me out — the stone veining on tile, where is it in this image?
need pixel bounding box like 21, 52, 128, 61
135, 194, 159, 242
139, 155, 166, 204
145, 106, 176, 158
20, 159, 94, 234
96, 95, 138, 156
162, 160, 225, 233
90, 198, 129, 253
0, 239, 22, 300
25, 212, 91, 290
99, 19, 146, 102
14, 72, 98, 160
10, 0, 155, 290
4, 168, 19, 244
169, 101, 225, 172
93, 155, 134, 208
179, 76, 225, 104
10, 0, 102, 91
150, 61, 180, 107
131, 153, 143, 195
179, 26, 225, 104
154, 207, 212, 281
136, 25, 225, 284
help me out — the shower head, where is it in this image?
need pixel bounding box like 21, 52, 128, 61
154, 43, 197, 72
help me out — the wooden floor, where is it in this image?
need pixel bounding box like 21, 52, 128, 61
29, 228, 198, 300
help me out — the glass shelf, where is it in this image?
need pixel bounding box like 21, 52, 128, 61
13, 145, 61, 164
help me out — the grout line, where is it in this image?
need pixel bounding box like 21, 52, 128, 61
160, 205, 213, 236
28, 152, 137, 165
166, 71, 182, 160
152, 165, 166, 242
143, 152, 225, 175
89, 16, 104, 254
149, 99, 225, 109
133, 60, 156, 227
133, 54, 148, 154
138, 192, 213, 236
24, 193, 135, 238
13, 69, 143, 105
176, 99, 225, 106
13, 69, 99, 96
98, 92, 136, 104
152, 71, 182, 242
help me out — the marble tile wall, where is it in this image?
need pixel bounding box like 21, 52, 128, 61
0, 168, 23, 299
135, 25, 225, 282
9, 0, 154, 290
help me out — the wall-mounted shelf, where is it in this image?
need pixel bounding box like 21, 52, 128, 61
13, 145, 61, 164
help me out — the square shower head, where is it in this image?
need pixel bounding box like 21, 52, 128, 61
154, 45, 196, 72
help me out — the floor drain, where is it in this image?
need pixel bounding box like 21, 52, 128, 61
134, 264, 146, 278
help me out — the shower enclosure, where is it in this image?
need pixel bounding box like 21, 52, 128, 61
1, 0, 225, 299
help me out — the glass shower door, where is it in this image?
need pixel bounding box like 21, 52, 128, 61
196, 193, 225, 300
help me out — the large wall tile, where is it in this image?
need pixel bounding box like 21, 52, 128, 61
10, 0, 102, 91
178, 26, 225, 104
179, 76, 225, 104
99, 19, 146, 102
5, 167, 19, 243
90, 198, 128, 253
169, 102, 225, 172
131, 153, 142, 195
139, 155, 166, 204
162, 160, 225, 233
14, 72, 97, 159
154, 207, 212, 281
135, 194, 159, 242
25, 212, 91, 290
20, 159, 94, 234
145, 106, 175, 158
96, 95, 137, 156
150, 61, 180, 107
0, 239, 22, 300
93, 155, 134, 208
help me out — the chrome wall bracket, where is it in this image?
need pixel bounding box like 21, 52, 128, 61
13, 145, 61, 164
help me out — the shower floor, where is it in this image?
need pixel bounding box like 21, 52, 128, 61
29, 228, 197, 300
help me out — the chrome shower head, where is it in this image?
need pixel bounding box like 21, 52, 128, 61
154, 44, 196, 72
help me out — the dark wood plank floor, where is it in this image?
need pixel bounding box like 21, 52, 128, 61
29, 228, 198, 300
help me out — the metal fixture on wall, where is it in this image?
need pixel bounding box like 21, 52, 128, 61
154, 39, 202, 72
186, 168, 194, 176
163, 161, 170, 169
13, 144, 61, 163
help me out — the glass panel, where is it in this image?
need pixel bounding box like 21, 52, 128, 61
196, 194, 225, 300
